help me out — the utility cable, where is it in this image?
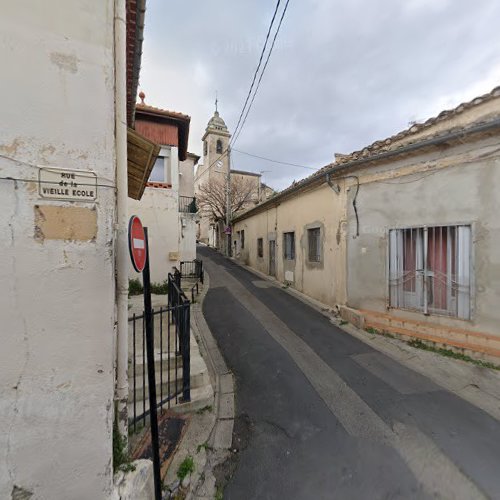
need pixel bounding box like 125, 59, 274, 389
232, 148, 316, 170
230, 0, 282, 143
232, 0, 291, 147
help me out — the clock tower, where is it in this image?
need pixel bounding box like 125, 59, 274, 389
202, 101, 231, 181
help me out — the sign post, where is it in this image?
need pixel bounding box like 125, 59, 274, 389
128, 216, 161, 500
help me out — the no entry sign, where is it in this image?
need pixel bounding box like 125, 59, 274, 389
128, 215, 147, 272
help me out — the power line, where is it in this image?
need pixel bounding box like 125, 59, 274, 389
232, 0, 291, 147
231, 0, 282, 143
232, 148, 316, 170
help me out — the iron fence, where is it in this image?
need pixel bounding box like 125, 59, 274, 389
179, 196, 198, 213
180, 259, 204, 284
129, 277, 190, 431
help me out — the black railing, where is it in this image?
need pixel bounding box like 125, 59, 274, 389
180, 259, 204, 284
129, 277, 190, 431
179, 196, 197, 213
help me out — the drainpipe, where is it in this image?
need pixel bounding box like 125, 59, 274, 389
114, 0, 129, 438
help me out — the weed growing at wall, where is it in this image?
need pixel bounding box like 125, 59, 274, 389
407, 339, 500, 370
113, 421, 135, 473
129, 278, 143, 296
177, 455, 195, 480
129, 278, 169, 296
150, 280, 169, 295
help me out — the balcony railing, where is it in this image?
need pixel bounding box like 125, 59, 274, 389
179, 196, 197, 213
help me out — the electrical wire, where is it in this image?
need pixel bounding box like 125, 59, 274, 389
231, 0, 282, 143
232, 0, 291, 147
232, 148, 316, 170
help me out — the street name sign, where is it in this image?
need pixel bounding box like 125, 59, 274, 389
38, 167, 97, 201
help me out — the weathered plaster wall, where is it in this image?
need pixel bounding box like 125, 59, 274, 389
233, 184, 346, 306
346, 136, 500, 336
0, 1, 117, 498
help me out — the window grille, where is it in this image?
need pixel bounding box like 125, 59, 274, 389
257, 238, 263, 257
389, 225, 471, 319
308, 228, 321, 262
283, 232, 295, 260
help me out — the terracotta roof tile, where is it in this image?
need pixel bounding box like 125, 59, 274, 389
233, 85, 500, 221
336, 85, 500, 165
136, 103, 190, 122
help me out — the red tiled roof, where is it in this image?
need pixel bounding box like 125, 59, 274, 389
233, 85, 500, 222
136, 103, 191, 122
337, 85, 500, 165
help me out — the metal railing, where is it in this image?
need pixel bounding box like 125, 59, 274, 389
180, 259, 204, 283
179, 196, 197, 213
129, 276, 190, 431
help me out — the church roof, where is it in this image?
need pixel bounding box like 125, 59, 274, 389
206, 110, 229, 135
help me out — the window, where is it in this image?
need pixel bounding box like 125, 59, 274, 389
389, 225, 471, 319
257, 238, 263, 257
149, 156, 164, 182
216, 139, 223, 154
308, 228, 321, 262
240, 230, 245, 249
283, 232, 295, 260
203, 141, 207, 156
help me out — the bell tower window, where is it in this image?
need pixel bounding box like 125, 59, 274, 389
216, 139, 223, 154
204, 140, 207, 156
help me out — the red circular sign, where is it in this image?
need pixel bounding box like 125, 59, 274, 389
129, 216, 147, 273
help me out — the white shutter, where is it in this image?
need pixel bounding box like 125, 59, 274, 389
389, 229, 403, 307
457, 225, 471, 319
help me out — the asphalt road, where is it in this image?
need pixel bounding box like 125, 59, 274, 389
198, 246, 500, 500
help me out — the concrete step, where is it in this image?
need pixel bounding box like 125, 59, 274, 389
127, 380, 214, 423
362, 310, 500, 350
365, 319, 500, 362
129, 355, 211, 404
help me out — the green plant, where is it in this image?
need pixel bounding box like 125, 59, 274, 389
407, 339, 500, 370
196, 441, 213, 454
113, 421, 135, 473
129, 278, 143, 296
196, 404, 213, 415
177, 455, 195, 480
150, 280, 169, 295
339, 320, 348, 326
215, 487, 224, 500
365, 326, 379, 335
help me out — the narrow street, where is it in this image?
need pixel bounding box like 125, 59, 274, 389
198, 246, 500, 500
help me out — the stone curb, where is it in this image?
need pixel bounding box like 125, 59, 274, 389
186, 270, 235, 500
228, 256, 500, 422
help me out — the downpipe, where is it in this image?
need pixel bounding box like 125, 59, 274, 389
114, 0, 129, 439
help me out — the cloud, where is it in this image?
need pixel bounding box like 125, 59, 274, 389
140, 0, 500, 190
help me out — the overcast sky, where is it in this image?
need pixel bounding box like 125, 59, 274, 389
139, 0, 500, 190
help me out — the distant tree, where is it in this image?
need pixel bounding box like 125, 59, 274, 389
196, 176, 256, 224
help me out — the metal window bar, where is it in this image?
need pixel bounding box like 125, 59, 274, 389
284, 232, 295, 260
179, 196, 198, 213
308, 228, 320, 262
389, 225, 471, 319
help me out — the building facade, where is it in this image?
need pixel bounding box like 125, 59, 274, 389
128, 97, 198, 282
0, 1, 162, 497
232, 87, 500, 361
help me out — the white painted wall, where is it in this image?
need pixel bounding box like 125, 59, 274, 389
0, 1, 117, 498
129, 186, 181, 283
